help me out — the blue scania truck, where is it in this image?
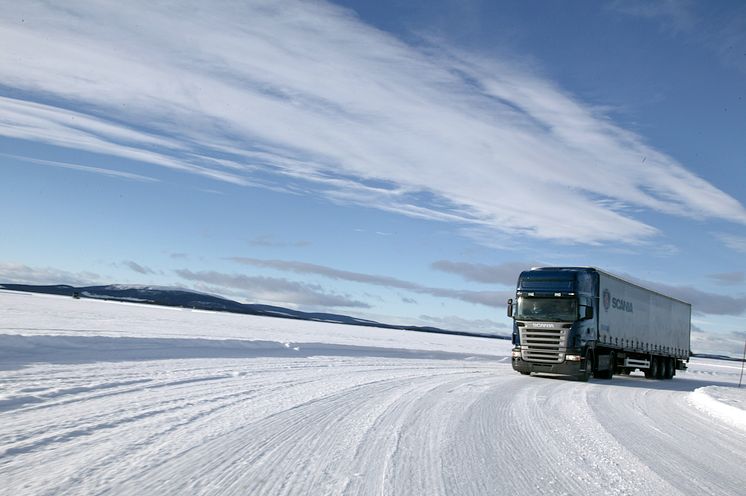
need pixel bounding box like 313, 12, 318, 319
508, 267, 691, 381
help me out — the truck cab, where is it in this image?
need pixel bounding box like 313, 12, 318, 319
509, 267, 597, 380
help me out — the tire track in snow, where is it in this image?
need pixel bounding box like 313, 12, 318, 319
341, 371, 498, 495
586, 376, 746, 496
2, 357, 482, 495
112, 365, 486, 495
443, 376, 682, 496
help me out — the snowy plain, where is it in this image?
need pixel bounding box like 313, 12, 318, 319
1, 290, 745, 495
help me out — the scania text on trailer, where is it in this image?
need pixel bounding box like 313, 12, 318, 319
507, 267, 691, 381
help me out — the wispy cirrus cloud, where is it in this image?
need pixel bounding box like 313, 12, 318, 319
0, 96, 249, 185
227, 257, 509, 307
174, 268, 369, 309
2, 154, 158, 183
609, 0, 696, 32
611, 0, 746, 74
1, 0, 745, 245
715, 233, 746, 253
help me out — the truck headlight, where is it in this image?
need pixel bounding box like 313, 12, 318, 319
511, 350, 521, 358
565, 354, 582, 361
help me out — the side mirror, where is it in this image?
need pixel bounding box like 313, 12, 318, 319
584, 306, 593, 320
507, 298, 513, 318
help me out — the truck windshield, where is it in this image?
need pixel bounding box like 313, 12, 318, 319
515, 297, 577, 321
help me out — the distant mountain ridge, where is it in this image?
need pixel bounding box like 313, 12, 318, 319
0, 283, 509, 340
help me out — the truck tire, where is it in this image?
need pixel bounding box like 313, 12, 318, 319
645, 356, 658, 379
594, 352, 615, 380
663, 358, 674, 379
655, 357, 666, 379
577, 356, 591, 382
520, 371, 531, 375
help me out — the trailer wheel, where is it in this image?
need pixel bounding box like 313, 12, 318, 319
655, 357, 666, 379
645, 356, 658, 379
663, 358, 674, 379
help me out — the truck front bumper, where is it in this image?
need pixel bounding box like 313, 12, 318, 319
512, 356, 585, 377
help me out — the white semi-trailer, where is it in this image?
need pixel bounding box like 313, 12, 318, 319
508, 267, 691, 381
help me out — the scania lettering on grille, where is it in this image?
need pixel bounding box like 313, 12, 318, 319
533, 323, 554, 327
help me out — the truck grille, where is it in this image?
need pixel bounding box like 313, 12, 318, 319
520, 326, 567, 363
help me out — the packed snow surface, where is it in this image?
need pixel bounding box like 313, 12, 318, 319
1, 290, 745, 495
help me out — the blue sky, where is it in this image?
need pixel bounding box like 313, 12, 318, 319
1, 0, 745, 355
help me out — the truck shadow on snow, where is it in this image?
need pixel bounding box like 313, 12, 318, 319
529, 373, 736, 391
597, 374, 738, 391
0, 334, 499, 371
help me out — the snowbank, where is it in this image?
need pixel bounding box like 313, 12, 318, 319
688, 386, 746, 432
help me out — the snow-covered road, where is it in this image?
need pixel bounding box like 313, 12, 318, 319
1, 291, 745, 495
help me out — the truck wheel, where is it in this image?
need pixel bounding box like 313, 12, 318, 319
520, 371, 531, 375
655, 357, 666, 379
594, 352, 615, 379
645, 357, 658, 379
663, 358, 674, 379
607, 352, 615, 380
577, 356, 591, 382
